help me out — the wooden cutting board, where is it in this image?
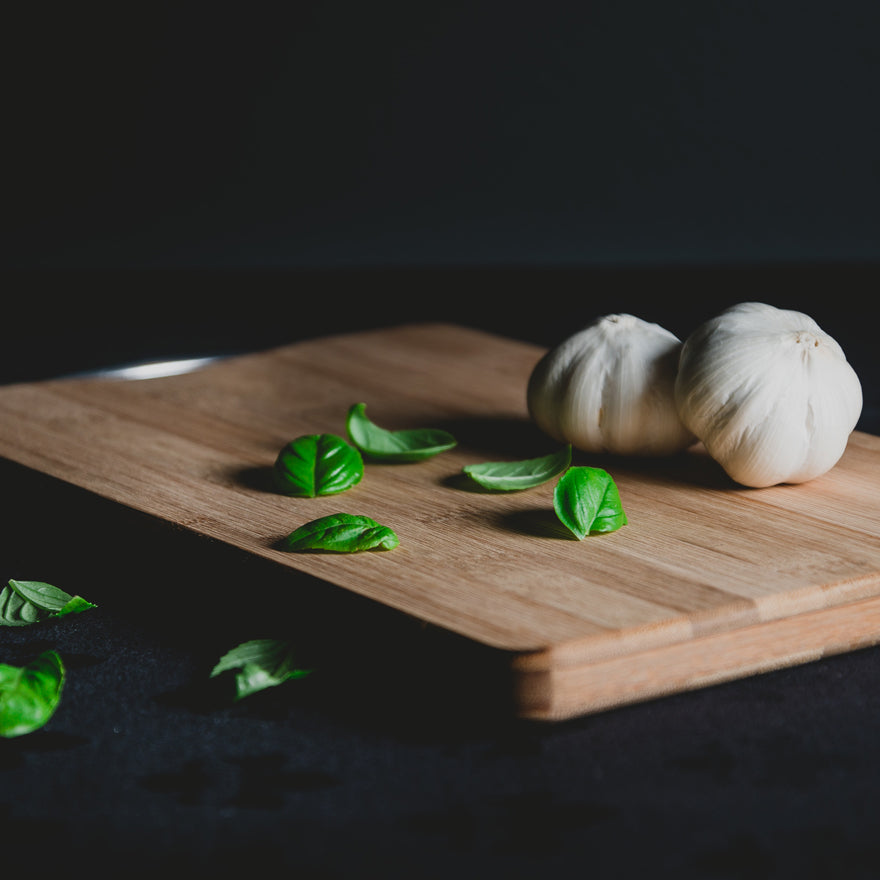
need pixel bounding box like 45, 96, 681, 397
0, 322, 878, 721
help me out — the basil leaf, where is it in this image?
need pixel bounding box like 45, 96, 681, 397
283, 512, 400, 553
0, 587, 39, 626
553, 466, 628, 539
8, 580, 73, 612
273, 433, 363, 497
346, 402, 456, 462
210, 639, 312, 701
0, 580, 96, 627
57, 595, 98, 617
0, 650, 65, 738
462, 445, 572, 491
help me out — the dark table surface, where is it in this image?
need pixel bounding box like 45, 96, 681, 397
2, 265, 878, 878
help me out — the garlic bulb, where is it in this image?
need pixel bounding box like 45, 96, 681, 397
527, 314, 695, 456
674, 302, 863, 488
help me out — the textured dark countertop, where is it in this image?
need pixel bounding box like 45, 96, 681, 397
1, 266, 878, 878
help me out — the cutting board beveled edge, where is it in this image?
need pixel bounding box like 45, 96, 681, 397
0, 321, 878, 721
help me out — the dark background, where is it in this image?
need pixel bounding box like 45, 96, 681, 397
4, 1, 879, 379
3, 3, 880, 877
6, 1, 880, 271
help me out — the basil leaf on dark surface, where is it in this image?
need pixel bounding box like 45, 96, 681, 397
56, 595, 97, 617
273, 433, 363, 497
0, 587, 39, 626
462, 445, 572, 491
283, 513, 400, 553
0, 580, 96, 627
346, 402, 456, 462
553, 466, 628, 539
0, 650, 65, 738
210, 638, 313, 701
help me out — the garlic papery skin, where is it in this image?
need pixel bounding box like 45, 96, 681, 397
526, 314, 696, 456
674, 302, 863, 488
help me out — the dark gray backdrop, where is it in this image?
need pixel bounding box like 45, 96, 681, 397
6, 2, 879, 270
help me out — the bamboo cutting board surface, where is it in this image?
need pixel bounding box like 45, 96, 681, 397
0, 322, 878, 721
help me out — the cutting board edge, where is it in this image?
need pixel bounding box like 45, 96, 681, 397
507, 569, 880, 668
511, 588, 880, 721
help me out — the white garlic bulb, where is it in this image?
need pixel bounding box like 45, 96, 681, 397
527, 313, 695, 456
674, 302, 863, 488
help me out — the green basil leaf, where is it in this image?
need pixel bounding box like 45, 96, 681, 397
0, 587, 38, 626
57, 595, 98, 617
0, 580, 96, 627
210, 638, 313, 701
283, 512, 400, 553
273, 433, 363, 497
346, 402, 456, 462
462, 445, 572, 491
553, 466, 628, 539
8, 580, 72, 612
0, 650, 65, 738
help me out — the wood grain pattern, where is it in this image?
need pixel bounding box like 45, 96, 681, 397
0, 322, 878, 720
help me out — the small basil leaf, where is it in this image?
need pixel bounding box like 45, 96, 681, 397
8, 580, 73, 612
553, 466, 628, 539
210, 638, 313, 701
273, 434, 363, 497
283, 513, 400, 553
346, 402, 456, 462
462, 445, 572, 491
0, 650, 65, 738
0, 586, 32, 626
0, 580, 96, 627
56, 595, 98, 617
